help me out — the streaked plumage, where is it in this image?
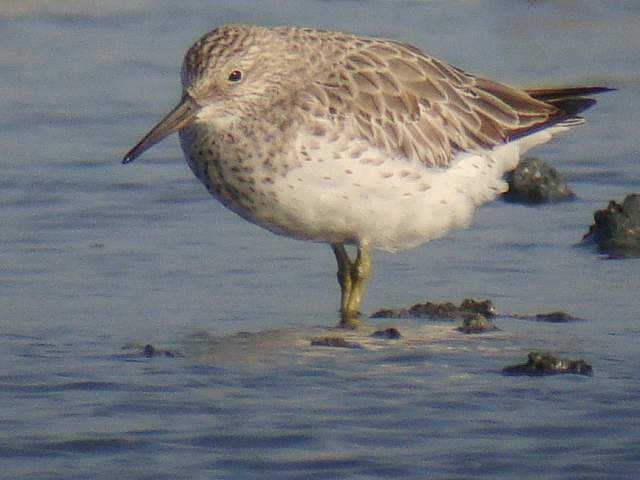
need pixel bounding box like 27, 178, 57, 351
123, 24, 611, 324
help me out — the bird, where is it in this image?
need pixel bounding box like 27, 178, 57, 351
123, 24, 611, 326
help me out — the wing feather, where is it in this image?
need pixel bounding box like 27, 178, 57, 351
310, 38, 574, 167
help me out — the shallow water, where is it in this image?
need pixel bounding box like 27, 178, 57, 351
2, 1, 639, 478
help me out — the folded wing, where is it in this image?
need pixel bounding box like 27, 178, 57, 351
313, 38, 609, 167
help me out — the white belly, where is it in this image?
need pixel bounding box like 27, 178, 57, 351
183, 120, 571, 252
263, 133, 525, 252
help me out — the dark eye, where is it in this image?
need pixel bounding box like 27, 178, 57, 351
228, 70, 243, 82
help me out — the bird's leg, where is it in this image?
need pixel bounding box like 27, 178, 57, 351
343, 242, 371, 326
332, 242, 372, 327
332, 243, 353, 319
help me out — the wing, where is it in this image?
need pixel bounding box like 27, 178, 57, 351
307, 38, 567, 167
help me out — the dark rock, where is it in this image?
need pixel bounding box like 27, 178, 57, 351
371, 327, 402, 339
457, 314, 499, 334
122, 342, 180, 358
143, 344, 175, 358
503, 352, 593, 376
583, 194, 640, 257
460, 299, 497, 317
503, 157, 575, 204
371, 299, 495, 320
370, 307, 410, 319
310, 336, 363, 349
533, 311, 579, 323
509, 310, 581, 323
142, 344, 156, 357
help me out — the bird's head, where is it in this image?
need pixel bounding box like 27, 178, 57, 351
123, 24, 304, 164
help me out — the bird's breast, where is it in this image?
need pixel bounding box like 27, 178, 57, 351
177, 119, 305, 233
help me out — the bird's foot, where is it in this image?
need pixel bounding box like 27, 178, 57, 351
338, 313, 364, 330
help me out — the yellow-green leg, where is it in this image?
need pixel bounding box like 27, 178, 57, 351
346, 242, 371, 321
331, 242, 371, 327
332, 243, 353, 317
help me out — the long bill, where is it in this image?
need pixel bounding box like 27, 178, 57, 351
122, 95, 200, 164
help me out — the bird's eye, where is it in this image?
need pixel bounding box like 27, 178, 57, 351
228, 70, 243, 83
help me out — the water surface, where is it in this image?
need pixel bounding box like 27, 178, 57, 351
1, 1, 639, 478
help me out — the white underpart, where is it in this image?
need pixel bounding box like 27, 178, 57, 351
270, 123, 576, 252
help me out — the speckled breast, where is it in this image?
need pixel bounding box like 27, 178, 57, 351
177, 118, 303, 237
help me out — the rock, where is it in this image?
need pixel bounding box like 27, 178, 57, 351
143, 344, 176, 358
121, 343, 179, 358
503, 157, 575, 204
503, 352, 593, 376
371, 299, 495, 320
583, 194, 640, 257
509, 310, 581, 323
533, 311, 579, 323
310, 336, 363, 349
460, 299, 497, 317
457, 314, 499, 334
371, 327, 402, 339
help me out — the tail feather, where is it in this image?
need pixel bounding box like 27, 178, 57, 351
525, 86, 616, 101
507, 86, 614, 142
547, 97, 597, 117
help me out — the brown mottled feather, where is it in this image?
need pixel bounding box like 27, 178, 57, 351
311, 37, 567, 167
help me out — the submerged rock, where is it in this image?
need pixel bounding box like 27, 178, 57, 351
503, 352, 592, 376
371, 327, 402, 339
371, 299, 495, 320
122, 343, 179, 358
503, 157, 575, 204
143, 344, 176, 358
510, 310, 581, 323
310, 336, 363, 349
457, 314, 499, 334
583, 194, 640, 257
532, 311, 579, 323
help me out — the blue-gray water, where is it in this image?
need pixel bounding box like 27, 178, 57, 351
2, 1, 639, 479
